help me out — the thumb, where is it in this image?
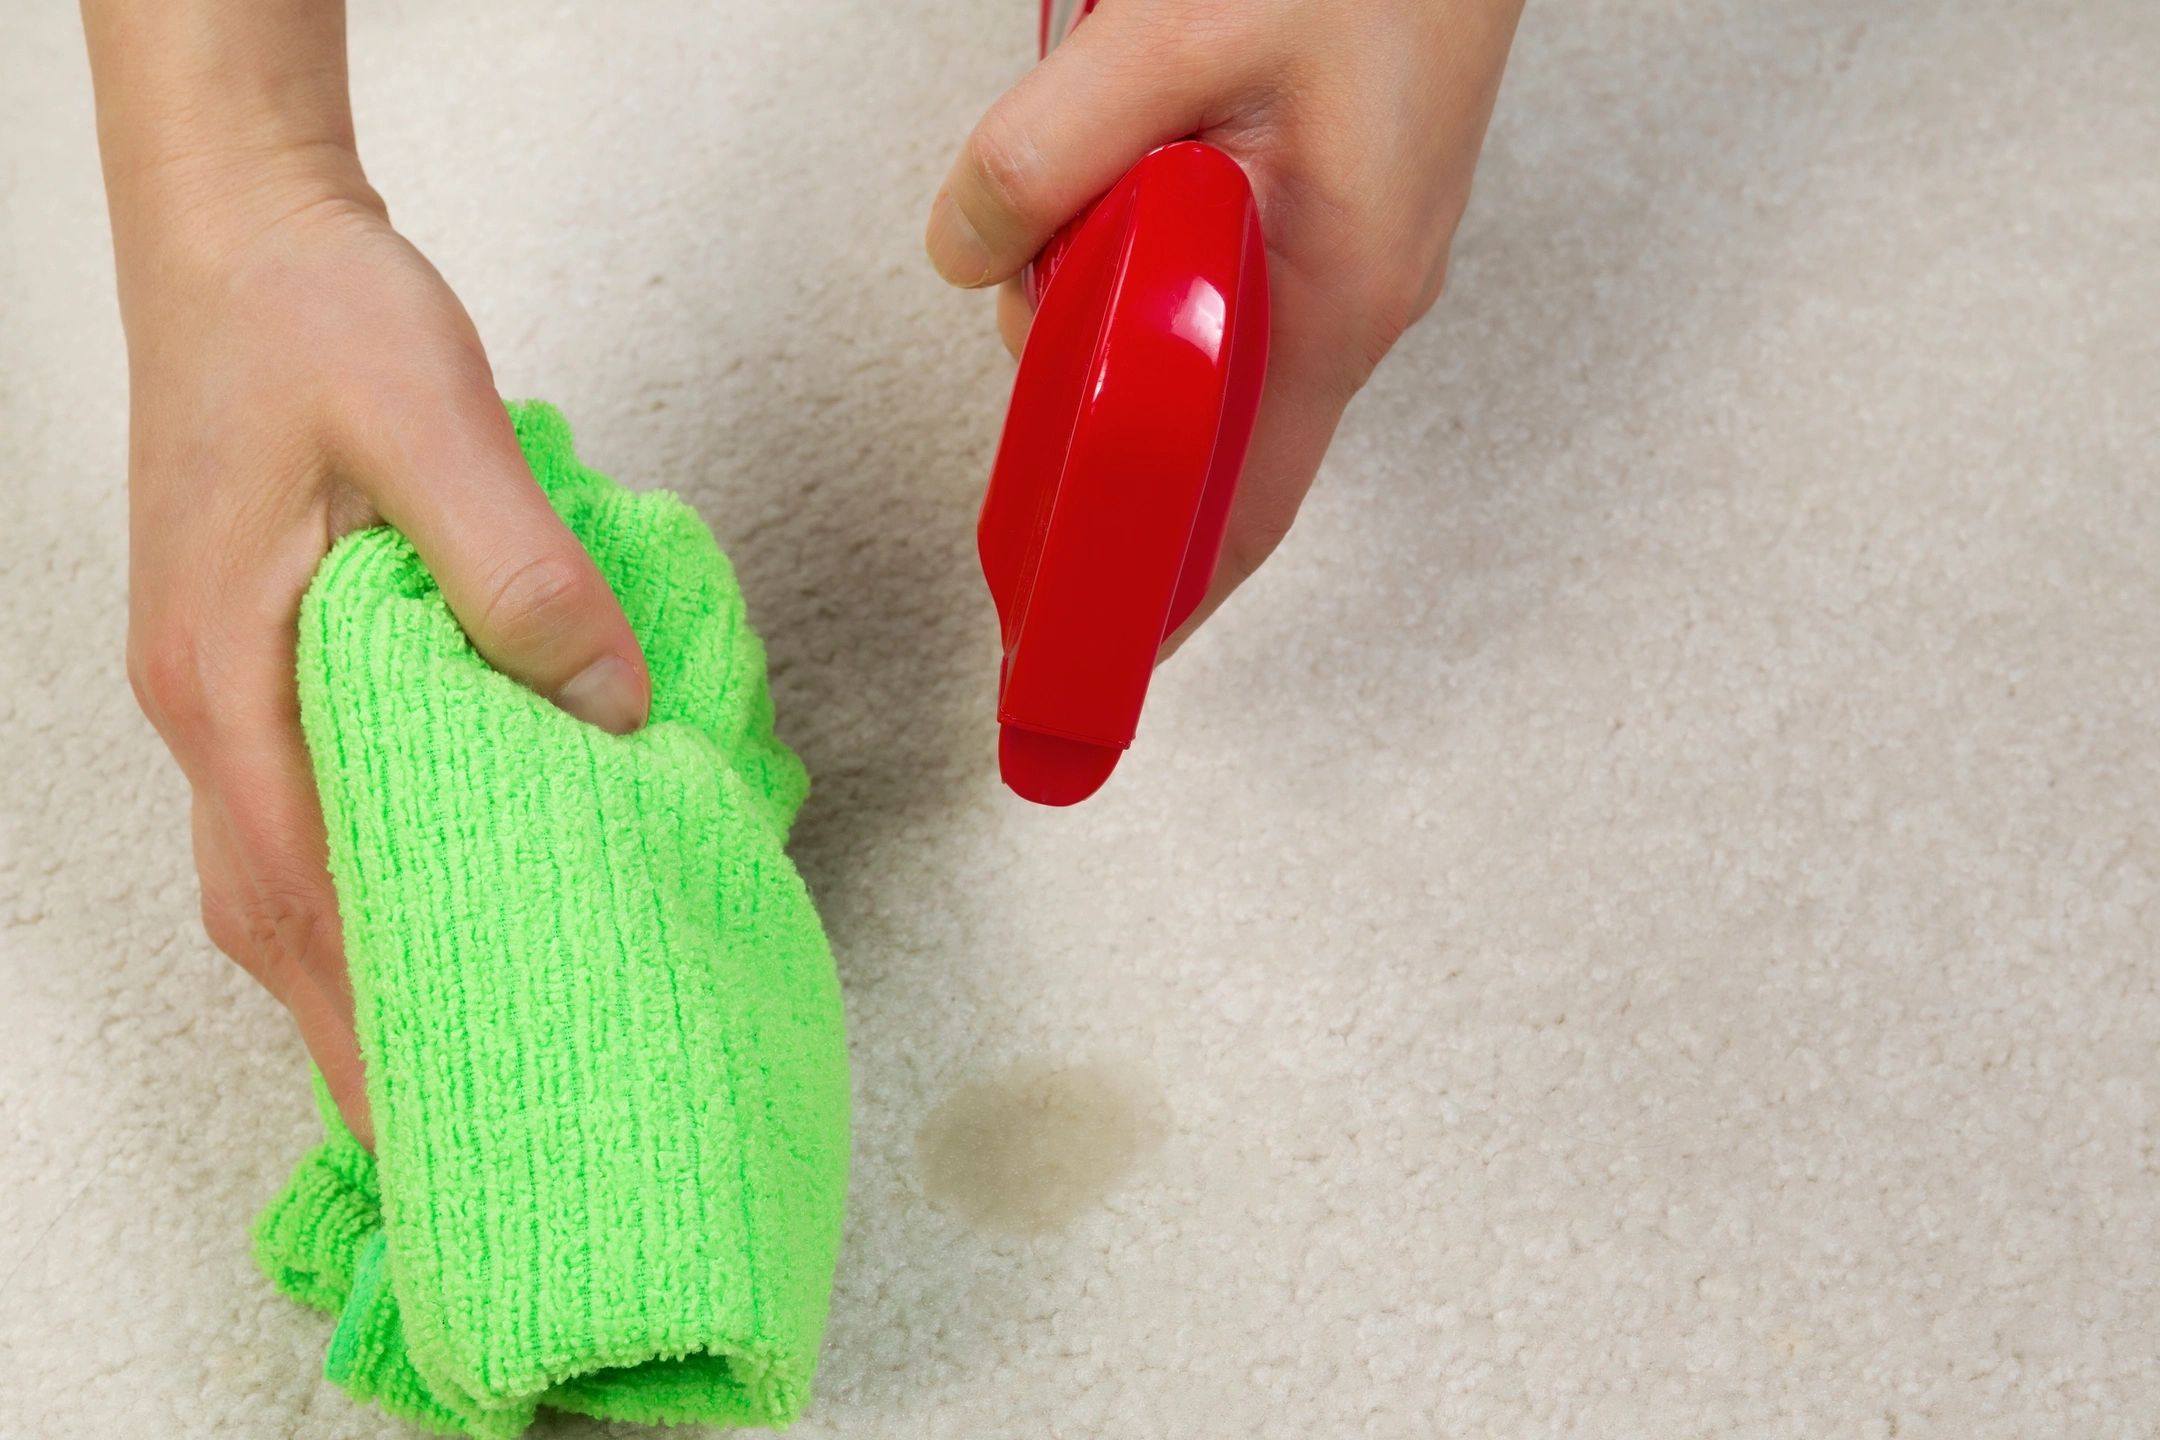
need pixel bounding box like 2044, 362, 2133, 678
348, 380, 650, 733
926, 3, 1258, 288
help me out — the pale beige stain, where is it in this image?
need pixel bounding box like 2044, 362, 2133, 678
916, 1058, 1170, 1237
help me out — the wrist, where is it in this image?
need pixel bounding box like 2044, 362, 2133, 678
84, 0, 382, 294
106, 141, 385, 323
109, 137, 380, 247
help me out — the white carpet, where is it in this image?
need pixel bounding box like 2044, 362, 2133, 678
5, 0, 2157, 1434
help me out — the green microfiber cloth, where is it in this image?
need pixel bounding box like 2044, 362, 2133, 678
251, 401, 850, 1437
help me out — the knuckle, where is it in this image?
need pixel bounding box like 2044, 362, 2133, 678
126, 622, 207, 734
263, 890, 337, 967
477, 551, 606, 653
234, 870, 342, 996
965, 110, 1045, 226
1354, 252, 1443, 369
198, 888, 248, 963
1222, 507, 1298, 584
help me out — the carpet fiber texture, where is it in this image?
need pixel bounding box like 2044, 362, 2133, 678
251, 400, 847, 1435
2, 0, 2157, 1436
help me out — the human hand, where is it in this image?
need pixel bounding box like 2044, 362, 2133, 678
926, 0, 1523, 646
87, 2, 650, 1145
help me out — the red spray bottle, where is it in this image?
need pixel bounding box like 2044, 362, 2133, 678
977, 0, 1272, 805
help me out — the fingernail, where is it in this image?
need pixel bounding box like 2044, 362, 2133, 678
926, 190, 994, 287
555, 655, 647, 735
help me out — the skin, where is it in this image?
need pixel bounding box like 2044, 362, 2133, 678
83, 0, 1520, 1147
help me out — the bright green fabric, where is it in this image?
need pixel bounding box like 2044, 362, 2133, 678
252, 401, 850, 1436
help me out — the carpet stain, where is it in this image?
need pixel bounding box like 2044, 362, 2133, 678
916, 1057, 1170, 1237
